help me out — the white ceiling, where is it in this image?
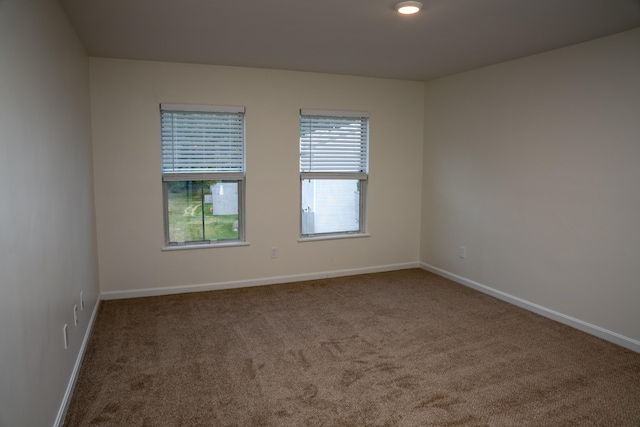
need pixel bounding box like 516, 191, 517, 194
59, 0, 640, 81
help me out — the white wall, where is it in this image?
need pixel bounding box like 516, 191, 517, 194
89, 59, 424, 295
0, 0, 99, 425
421, 28, 640, 344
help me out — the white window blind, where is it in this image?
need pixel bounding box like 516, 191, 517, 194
300, 111, 369, 178
161, 104, 245, 180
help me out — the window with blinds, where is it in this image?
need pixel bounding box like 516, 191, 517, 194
160, 104, 246, 246
299, 110, 369, 237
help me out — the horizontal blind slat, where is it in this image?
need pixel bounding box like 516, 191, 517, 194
300, 114, 368, 174
161, 108, 245, 174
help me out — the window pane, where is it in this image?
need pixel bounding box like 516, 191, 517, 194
204, 181, 239, 241
167, 181, 204, 243
167, 180, 239, 243
301, 179, 360, 235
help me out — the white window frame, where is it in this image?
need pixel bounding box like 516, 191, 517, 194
299, 109, 369, 239
160, 103, 246, 248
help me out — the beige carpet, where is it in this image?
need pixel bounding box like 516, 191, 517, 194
64, 269, 640, 426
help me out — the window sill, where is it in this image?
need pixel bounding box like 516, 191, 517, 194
298, 233, 370, 243
162, 241, 250, 251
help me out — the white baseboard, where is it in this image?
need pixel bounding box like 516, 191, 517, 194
420, 262, 640, 353
54, 294, 101, 427
101, 262, 420, 300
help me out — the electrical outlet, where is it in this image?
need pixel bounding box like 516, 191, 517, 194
270, 247, 278, 259
73, 305, 78, 326
63, 324, 68, 349
80, 291, 84, 311
459, 246, 466, 259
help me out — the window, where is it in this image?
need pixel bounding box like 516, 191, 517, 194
161, 104, 245, 246
300, 109, 369, 237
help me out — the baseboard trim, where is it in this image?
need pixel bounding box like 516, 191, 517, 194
101, 262, 420, 300
54, 295, 101, 427
420, 262, 640, 353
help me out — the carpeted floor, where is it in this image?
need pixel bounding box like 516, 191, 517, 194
64, 269, 640, 426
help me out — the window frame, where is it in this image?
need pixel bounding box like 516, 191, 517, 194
299, 109, 369, 239
160, 103, 247, 248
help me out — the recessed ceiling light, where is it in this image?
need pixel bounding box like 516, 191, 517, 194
395, 1, 423, 15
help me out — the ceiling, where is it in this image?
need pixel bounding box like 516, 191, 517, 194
59, 0, 640, 81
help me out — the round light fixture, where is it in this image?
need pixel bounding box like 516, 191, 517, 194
395, 1, 423, 14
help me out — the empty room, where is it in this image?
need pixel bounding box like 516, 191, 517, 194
1, 0, 639, 425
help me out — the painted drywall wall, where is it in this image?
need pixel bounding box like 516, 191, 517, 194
421, 28, 640, 343
89, 59, 424, 294
0, 0, 100, 425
